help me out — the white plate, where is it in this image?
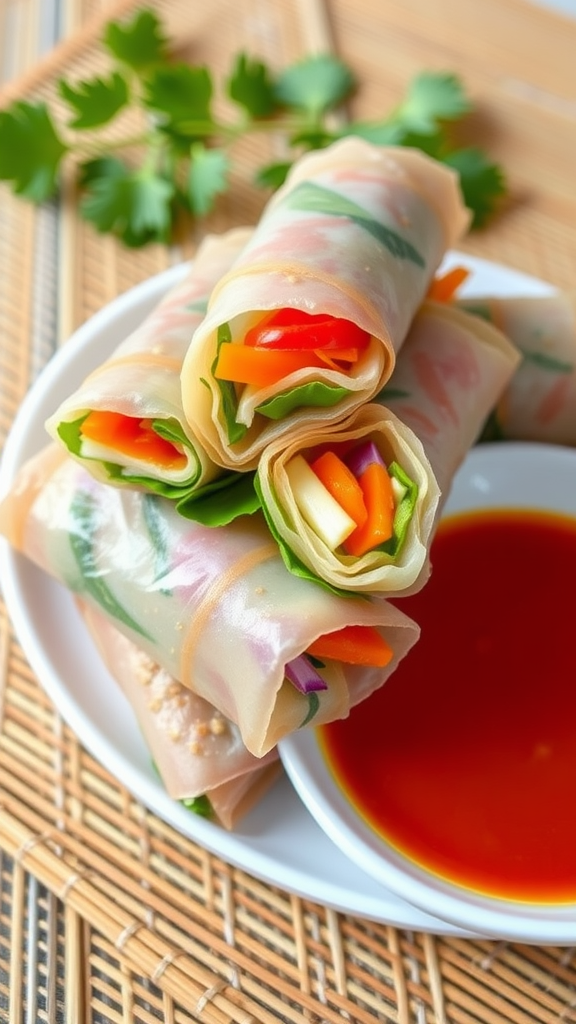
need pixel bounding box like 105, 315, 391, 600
0, 252, 557, 938
280, 440, 576, 944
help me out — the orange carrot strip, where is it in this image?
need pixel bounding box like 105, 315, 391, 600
426, 266, 470, 303
309, 451, 368, 528
307, 624, 393, 667
316, 348, 361, 369
214, 343, 326, 388
80, 410, 187, 469
342, 461, 394, 557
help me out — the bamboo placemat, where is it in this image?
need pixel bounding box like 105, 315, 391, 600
1, 0, 576, 1021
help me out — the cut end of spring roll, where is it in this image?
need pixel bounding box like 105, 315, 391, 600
252, 298, 520, 599
256, 403, 440, 596
44, 227, 253, 503
180, 139, 471, 470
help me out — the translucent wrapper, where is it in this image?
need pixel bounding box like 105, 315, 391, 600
45, 228, 252, 511
256, 301, 520, 596
380, 300, 521, 515
181, 138, 470, 470
458, 293, 576, 445
0, 449, 419, 757
79, 603, 281, 830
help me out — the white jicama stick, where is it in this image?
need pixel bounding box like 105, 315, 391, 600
284, 454, 357, 549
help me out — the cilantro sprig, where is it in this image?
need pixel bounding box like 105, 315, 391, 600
0, 7, 506, 247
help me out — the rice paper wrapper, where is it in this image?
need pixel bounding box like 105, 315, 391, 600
458, 293, 576, 446
379, 300, 521, 536
45, 228, 252, 501
0, 448, 419, 758
181, 138, 470, 470
78, 602, 281, 829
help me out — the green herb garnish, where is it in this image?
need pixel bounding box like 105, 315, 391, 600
0, 8, 506, 247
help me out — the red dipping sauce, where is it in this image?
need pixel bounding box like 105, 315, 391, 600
319, 509, 576, 903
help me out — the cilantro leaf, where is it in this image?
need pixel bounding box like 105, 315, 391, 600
0, 5, 506, 246
442, 147, 507, 228
346, 121, 447, 156
144, 64, 213, 130
80, 158, 175, 246
288, 127, 338, 150
58, 71, 129, 129
103, 8, 169, 71
255, 160, 293, 190
78, 156, 121, 187
0, 101, 67, 201
187, 143, 230, 216
345, 120, 409, 146
227, 53, 278, 118
274, 54, 355, 116
392, 71, 470, 135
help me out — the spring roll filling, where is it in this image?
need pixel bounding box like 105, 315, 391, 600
210, 308, 382, 441
59, 412, 202, 485
285, 623, 394, 695
282, 438, 418, 561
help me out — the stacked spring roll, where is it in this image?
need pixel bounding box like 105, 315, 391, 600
45, 228, 258, 522
181, 137, 470, 470
457, 292, 576, 445
0, 447, 419, 757
0, 142, 493, 825
254, 301, 520, 595
79, 603, 281, 829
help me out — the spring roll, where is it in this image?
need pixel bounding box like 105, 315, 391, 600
458, 293, 576, 446
78, 602, 281, 829
181, 138, 470, 470
45, 228, 257, 520
0, 448, 419, 757
255, 301, 520, 595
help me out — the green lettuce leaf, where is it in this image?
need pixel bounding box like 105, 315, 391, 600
253, 474, 364, 599
141, 493, 173, 595
57, 415, 203, 494
57, 413, 258, 522
180, 794, 213, 818
176, 470, 261, 525
69, 489, 153, 640
207, 321, 248, 445
377, 461, 419, 558
256, 381, 350, 420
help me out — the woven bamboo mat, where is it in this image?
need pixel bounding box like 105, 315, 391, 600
1, 0, 576, 1021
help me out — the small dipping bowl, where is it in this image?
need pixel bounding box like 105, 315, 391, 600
279, 442, 576, 944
